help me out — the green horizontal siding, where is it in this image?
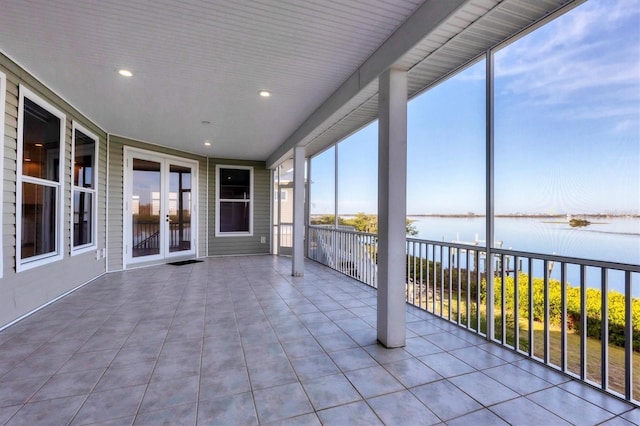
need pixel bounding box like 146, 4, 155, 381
0, 53, 108, 328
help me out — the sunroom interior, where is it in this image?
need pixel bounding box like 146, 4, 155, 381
1, 0, 639, 424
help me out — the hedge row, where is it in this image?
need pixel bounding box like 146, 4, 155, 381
483, 273, 640, 350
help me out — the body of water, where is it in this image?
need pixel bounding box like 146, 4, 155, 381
409, 216, 640, 296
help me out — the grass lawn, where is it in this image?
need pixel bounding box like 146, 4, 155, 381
415, 293, 639, 398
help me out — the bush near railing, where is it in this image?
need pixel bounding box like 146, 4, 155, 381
484, 273, 640, 351
405, 253, 640, 351
406, 254, 481, 294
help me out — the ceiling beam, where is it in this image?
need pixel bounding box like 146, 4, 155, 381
266, 0, 467, 168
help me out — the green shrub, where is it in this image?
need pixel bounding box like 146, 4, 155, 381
486, 273, 640, 351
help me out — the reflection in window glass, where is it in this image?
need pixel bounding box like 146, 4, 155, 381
22, 98, 61, 182
73, 191, 93, 247
74, 130, 94, 188
19, 89, 64, 267
169, 164, 192, 252
132, 158, 161, 257
217, 166, 253, 235
72, 126, 98, 250
21, 182, 57, 259
219, 168, 250, 199
220, 201, 250, 232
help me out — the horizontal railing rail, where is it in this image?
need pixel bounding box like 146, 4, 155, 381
308, 225, 378, 286
309, 225, 640, 405
132, 221, 191, 249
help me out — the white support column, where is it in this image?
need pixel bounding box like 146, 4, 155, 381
304, 158, 311, 258
377, 68, 407, 348
485, 50, 495, 341
292, 146, 305, 277
334, 145, 339, 228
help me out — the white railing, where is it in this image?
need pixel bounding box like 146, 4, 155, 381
308, 225, 378, 286
308, 225, 640, 405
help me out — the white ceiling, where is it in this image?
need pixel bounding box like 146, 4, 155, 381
0, 0, 575, 163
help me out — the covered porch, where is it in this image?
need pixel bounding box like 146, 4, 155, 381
0, 256, 637, 425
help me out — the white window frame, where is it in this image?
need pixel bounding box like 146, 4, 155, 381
16, 85, 66, 272
0, 71, 6, 278
71, 122, 98, 255
215, 165, 253, 237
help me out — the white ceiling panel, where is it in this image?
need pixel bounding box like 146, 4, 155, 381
0, 0, 578, 163
0, 0, 423, 159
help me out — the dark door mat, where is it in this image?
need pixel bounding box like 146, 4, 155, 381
167, 259, 203, 266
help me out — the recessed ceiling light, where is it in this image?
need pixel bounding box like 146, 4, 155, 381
118, 69, 133, 77
258, 90, 271, 98
204, 141, 212, 146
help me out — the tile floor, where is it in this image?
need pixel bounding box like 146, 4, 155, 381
0, 255, 638, 425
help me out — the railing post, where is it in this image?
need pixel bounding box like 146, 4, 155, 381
601, 268, 609, 390
625, 271, 633, 400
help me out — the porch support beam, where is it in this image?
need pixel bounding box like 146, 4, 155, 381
266, 0, 466, 168
292, 146, 305, 277
485, 50, 495, 340
377, 68, 407, 348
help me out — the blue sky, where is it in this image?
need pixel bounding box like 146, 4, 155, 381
310, 0, 639, 216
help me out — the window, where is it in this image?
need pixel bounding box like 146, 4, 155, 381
17, 86, 66, 271
216, 166, 253, 235
71, 123, 98, 253
274, 189, 287, 202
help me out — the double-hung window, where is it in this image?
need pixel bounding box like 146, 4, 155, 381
216, 166, 253, 236
71, 123, 98, 253
17, 86, 66, 271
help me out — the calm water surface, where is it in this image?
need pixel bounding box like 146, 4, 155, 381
410, 216, 640, 295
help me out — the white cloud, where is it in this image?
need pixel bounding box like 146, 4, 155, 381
494, 0, 639, 129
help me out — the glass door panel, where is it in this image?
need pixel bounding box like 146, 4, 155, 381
168, 163, 192, 253
126, 150, 197, 266
131, 158, 162, 258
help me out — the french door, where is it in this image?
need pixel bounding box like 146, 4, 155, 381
124, 148, 197, 265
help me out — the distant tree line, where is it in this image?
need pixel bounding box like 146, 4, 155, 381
311, 212, 418, 236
